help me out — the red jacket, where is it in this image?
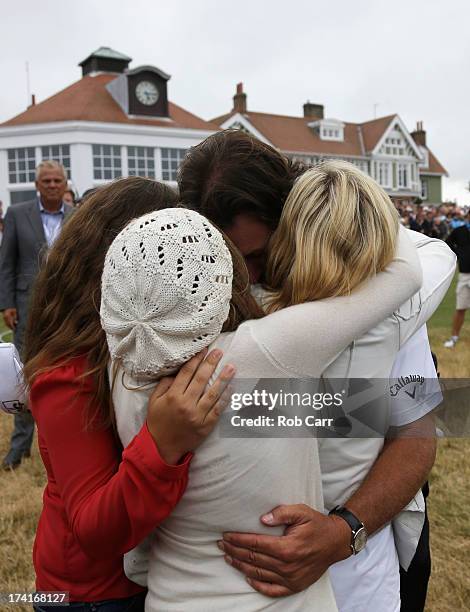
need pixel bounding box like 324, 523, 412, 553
30, 355, 191, 601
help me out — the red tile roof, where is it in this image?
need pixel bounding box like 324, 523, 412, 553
212, 110, 447, 175
359, 115, 396, 152
420, 149, 448, 176
213, 111, 398, 156
214, 110, 365, 156
1, 74, 219, 131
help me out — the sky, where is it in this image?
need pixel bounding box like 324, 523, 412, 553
1, 0, 469, 205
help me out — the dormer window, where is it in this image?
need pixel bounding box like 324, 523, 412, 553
309, 119, 344, 142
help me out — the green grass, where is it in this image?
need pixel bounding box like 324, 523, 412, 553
0, 274, 468, 611
426, 272, 469, 378
428, 273, 458, 330
0, 319, 12, 343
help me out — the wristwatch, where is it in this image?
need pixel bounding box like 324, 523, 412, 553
329, 506, 368, 554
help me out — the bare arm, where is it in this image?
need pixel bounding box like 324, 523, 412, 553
347, 413, 436, 534
220, 418, 436, 598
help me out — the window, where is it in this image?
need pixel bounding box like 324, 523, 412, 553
10, 190, 37, 205
378, 162, 391, 187
386, 137, 404, 157
421, 180, 428, 200
8, 148, 36, 184
161, 148, 187, 181
311, 119, 344, 142
41, 145, 71, 178
419, 147, 429, 168
128, 147, 155, 178
380, 129, 415, 158
351, 160, 369, 174
398, 163, 409, 189
320, 127, 343, 141
92, 145, 122, 180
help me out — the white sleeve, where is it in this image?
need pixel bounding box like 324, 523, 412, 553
249, 225, 422, 378
124, 538, 151, 587
395, 230, 456, 347
109, 363, 154, 587
389, 325, 442, 427
109, 363, 152, 448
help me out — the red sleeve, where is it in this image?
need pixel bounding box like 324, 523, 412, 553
30, 360, 191, 559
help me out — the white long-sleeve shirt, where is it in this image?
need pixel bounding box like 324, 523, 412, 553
112, 229, 454, 612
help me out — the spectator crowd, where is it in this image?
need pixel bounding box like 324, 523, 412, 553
395, 200, 470, 240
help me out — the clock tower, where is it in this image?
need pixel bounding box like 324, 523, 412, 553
79, 48, 171, 119
126, 66, 170, 118
103, 62, 171, 119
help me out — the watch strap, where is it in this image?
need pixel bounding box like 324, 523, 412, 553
329, 505, 367, 554
329, 506, 363, 534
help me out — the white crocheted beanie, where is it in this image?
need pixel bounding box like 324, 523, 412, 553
100, 208, 233, 379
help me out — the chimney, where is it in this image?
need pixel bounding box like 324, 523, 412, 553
233, 82, 247, 114
411, 121, 426, 147
28, 94, 36, 108
303, 101, 324, 120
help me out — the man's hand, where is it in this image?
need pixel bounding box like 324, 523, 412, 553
2, 308, 17, 331
219, 504, 351, 597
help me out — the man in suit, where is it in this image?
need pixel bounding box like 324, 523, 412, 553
0, 160, 73, 470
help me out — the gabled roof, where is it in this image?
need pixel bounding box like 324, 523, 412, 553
215, 110, 365, 156
214, 110, 399, 157
359, 115, 396, 152
421, 149, 448, 176
212, 110, 447, 175
1, 74, 219, 131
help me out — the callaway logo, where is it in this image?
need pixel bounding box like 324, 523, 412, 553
390, 375, 425, 398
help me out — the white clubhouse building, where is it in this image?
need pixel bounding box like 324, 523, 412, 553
0, 47, 447, 211
0, 47, 218, 210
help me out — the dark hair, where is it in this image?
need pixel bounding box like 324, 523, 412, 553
64, 188, 76, 201
178, 130, 305, 229
23, 177, 263, 429
76, 187, 99, 207
23, 177, 179, 428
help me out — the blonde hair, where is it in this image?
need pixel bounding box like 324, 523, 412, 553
265, 159, 399, 311
35, 160, 67, 181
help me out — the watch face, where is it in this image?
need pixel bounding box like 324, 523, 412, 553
353, 527, 368, 553
135, 80, 159, 106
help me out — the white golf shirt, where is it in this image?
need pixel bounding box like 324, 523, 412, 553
328, 324, 442, 612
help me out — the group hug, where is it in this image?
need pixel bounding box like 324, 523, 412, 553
0, 130, 456, 612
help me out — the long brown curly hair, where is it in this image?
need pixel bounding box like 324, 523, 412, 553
23, 176, 263, 429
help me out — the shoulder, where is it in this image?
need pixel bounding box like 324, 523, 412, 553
10, 200, 37, 216
29, 355, 97, 425
31, 355, 93, 395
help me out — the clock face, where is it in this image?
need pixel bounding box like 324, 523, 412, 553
135, 80, 159, 106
